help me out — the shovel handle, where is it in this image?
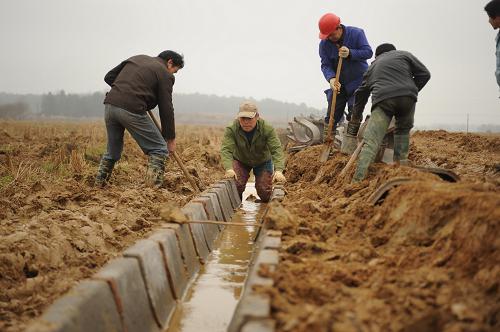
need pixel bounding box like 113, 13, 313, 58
326, 57, 344, 141
147, 110, 201, 193
339, 140, 364, 179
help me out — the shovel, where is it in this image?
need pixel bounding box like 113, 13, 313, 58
147, 110, 201, 193
319, 56, 344, 162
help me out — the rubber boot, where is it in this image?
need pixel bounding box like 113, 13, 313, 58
146, 154, 167, 187
95, 158, 115, 187
352, 109, 391, 182
393, 133, 410, 163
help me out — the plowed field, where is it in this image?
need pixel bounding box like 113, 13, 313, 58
0, 121, 224, 331
262, 131, 500, 332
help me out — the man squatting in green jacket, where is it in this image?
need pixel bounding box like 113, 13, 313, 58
220, 101, 286, 202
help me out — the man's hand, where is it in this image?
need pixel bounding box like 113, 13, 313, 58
167, 139, 176, 152
329, 78, 341, 94
339, 46, 350, 58
273, 171, 286, 183
224, 169, 237, 180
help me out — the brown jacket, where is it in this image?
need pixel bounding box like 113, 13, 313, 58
104, 55, 176, 139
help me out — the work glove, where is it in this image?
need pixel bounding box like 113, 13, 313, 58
339, 46, 350, 58
224, 169, 237, 180
329, 78, 341, 94
273, 171, 286, 183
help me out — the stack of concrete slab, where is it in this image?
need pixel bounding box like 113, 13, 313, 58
227, 185, 285, 332
227, 229, 282, 332
26, 179, 242, 332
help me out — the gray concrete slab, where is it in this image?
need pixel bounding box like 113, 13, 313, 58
189, 222, 210, 261
192, 195, 224, 232
25, 279, 122, 332
191, 196, 216, 220
149, 229, 188, 300
215, 180, 239, 209
227, 294, 271, 332
261, 235, 281, 250
207, 187, 233, 222
183, 202, 219, 250
93, 257, 160, 332
162, 223, 200, 279
182, 204, 212, 258
199, 191, 225, 232
123, 240, 175, 328
227, 178, 242, 207
241, 319, 276, 332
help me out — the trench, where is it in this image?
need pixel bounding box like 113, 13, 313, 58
167, 183, 264, 332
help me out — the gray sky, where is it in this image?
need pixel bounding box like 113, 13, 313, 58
0, 0, 498, 126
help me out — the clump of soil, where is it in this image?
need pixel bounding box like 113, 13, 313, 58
0, 121, 225, 331
262, 131, 500, 332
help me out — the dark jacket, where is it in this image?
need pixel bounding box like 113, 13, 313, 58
104, 55, 176, 139
319, 25, 373, 105
220, 119, 285, 171
353, 50, 431, 116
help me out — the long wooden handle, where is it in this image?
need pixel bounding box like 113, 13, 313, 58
326, 56, 344, 141
339, 140, 364, 178
171, 151, 201, 193
147, 110, 201, 193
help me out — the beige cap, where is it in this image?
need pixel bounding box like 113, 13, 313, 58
237, 101, 258, 118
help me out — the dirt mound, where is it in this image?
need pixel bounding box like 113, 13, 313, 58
261, 131, 500, 332
0, 121, 225, 331
409, 131, 500, 181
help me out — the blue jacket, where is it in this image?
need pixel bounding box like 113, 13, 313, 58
319, 25, 373, 105
495, 31, 500, 89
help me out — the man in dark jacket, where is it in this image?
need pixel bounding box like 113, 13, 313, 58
318, 13, 373, 133
220, 101, 286, 202
95, 50, 184, 187
350, 43, 431, 182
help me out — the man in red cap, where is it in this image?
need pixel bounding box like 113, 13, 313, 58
318, 13, 373, 134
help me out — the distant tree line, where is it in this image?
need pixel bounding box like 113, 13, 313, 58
0, 102, 31, 120
40, 91, 104, 117
0, 91, 322, 125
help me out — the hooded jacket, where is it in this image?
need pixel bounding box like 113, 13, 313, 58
353, 50, 431, 116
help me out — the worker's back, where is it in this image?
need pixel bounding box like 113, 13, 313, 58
365, 50, 430, 106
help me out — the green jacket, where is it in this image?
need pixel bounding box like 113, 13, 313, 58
220, 119, 285, 171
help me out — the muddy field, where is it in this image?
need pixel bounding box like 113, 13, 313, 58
262, 131, 500, 331
1, 123, 499, 332
0, 120, 225, 331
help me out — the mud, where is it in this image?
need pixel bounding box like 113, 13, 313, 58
261, 131, 500, 332
0, 121, 225, 331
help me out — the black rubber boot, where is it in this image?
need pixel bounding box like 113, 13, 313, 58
146, 154, 167, 187
95, 158, 115, 187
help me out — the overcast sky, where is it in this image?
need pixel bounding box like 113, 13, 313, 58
0, 0, 498, 126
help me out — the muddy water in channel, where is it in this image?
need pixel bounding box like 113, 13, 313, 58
167, 183, 264, 332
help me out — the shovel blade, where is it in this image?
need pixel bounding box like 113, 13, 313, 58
319, 144, 331, 162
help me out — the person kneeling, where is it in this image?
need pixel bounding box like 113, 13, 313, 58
220, 101, 286, 202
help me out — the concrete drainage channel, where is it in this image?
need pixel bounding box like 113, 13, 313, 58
26, 180, 284, 332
